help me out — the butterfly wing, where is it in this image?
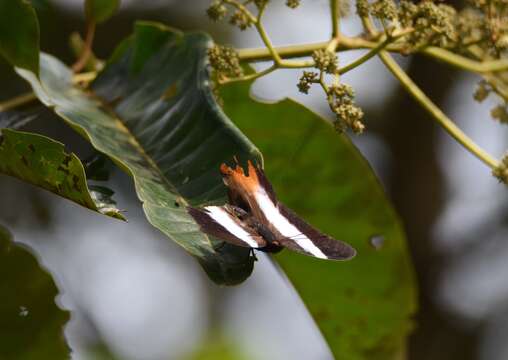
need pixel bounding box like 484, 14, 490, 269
218, 161, 356, 260
187, 205, 266, 249
275, 203, 356, 260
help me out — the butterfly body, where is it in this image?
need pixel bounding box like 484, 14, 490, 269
187, 161, 356, 261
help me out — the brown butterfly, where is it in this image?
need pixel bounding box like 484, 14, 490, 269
187, 161, 356, 260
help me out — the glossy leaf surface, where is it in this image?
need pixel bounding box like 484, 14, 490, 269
16, 22, 262, 285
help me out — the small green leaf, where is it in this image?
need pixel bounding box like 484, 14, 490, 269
16, 22, 262, 285
0, 0, 40, 74
85, 0, 120, 24
0, 129, 125, 220
221, 81, 417, 359
0, 224, 70, 359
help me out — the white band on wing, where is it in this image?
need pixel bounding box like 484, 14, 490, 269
204, 206, 260, 248
253, 190, 328, 259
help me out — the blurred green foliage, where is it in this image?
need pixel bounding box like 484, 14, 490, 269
0, 224, 69, 359
0, 0, 40, 74
85, 0, 120, 24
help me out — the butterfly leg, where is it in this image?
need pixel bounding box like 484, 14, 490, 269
250, 248, 258, 262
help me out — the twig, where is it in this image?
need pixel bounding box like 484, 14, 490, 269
330, 0, 340, 38
0, 93, 37, 112
219, 65, 277, 85
0, 72, 97, 113
72, 21, 97, 73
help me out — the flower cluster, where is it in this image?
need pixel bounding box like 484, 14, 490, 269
207, 45, 243, 81
491, 105, 508, 124
474, 80, 508, 125
298, 50, 364, 133
207, 1, 227, 21
493, 153, 508, 184
297, 71, 318, 94
286, 0, 301, 9
465, 0, 508, 54
370, 0, 398, 22
327, 84, 365, 134
229, 9, 254, 30
312, 49, 338, 74
207, 0, 256, 30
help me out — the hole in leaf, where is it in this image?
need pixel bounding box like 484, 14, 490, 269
369, 235, 385, 250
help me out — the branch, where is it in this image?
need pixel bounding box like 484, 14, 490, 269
422, 46, 508, 74
237, 36, 508, 74
378, 50, 500, 169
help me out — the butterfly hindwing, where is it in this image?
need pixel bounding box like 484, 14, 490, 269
188, 205, 266, 249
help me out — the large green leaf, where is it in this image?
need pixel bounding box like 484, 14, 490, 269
221, 83, 417, 359
0, 128, 125, 221
16, 22, 262, 285
0, 224, 70, 359
0, 0, 40, 74
85, 0, 120, 24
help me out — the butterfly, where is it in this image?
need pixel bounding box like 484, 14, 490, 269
187, 161, 356, 260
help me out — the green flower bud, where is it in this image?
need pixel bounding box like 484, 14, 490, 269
208, 45, 243, 80
491, 104, 508, 124
492, 153, 508, 185
297, 71, 318, 94
356, 0, 370, 18
473, 81, 490, 102
312, 49, 338, 74
207, 1, 227, 21
371, 0, 398, 22
230, 10, 253, 30
286, 0, 301, 9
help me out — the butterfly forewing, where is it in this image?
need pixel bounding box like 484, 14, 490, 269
276, 203, 356, 260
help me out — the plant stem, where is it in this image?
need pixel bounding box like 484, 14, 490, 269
219, 65, 277, 85
330, 0, 340, 38
422, 46, 508, 73
0, 93, 37, 112
72, 21, 96, 73
224, 0, 257, 24
378, 50, 500, 169
338, 29, 415, 74
237, 36, 508, 74
338, 36, 389, 74
0, 72, 98, 113
72, 71, 97, 84
255, 6, 282, 64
